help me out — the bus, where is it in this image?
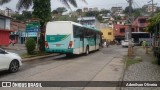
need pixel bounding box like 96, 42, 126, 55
45, 21, 102, 57
131, 32, 150, 45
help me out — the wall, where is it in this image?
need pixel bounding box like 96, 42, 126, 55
101, 28, 114, 41
114, 24, 129, 37
0, 30, 10, 46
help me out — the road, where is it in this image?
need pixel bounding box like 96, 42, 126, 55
0, 45, 127, 90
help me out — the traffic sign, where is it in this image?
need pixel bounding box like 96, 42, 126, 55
26, 22, 40, 32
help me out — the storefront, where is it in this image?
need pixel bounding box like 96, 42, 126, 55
0, 29, 12, 46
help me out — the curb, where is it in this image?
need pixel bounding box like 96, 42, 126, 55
22, 53, 60, 62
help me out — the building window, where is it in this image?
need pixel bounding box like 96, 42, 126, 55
120, 28, 125, 33
139, 19, 146, 23
131, 28, 134, 32
108, 32, 112, 35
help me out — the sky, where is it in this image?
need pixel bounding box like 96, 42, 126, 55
0, 0, 159, 12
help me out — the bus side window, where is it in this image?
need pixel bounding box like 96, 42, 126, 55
73, 26, 80, 38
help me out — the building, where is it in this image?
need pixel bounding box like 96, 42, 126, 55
10, 20, 26, 44
83, 7, 89, 12
111, 7, 123, 16
0, 9, 16, 17
77, 16, 100, 29
101, 28, 114, 42
114, 24, 129, 42
83, 7, 99, 12
114, 19, 127, 25
143, 4, 157, 13
132, 16, 149, 32
0, 14, 12, 46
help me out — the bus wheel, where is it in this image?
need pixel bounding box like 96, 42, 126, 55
85, 46, 89, 55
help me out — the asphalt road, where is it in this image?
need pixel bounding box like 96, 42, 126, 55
0, 45, 127, 90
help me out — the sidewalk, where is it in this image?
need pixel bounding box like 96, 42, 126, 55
2, 44, 26, 50
123, 46, 160, 90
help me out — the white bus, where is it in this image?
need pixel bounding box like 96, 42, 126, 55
45, 21, 102, 57
131, 32, 150, 45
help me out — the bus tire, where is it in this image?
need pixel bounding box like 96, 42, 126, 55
85, 46, 89, 55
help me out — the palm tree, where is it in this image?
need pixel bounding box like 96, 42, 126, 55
0, 0, 86, 10
0, 0, 86, 52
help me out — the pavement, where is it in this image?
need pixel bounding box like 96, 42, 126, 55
0, 45, 127, 90
1, 44, 26, 50
123, 46, 160, 90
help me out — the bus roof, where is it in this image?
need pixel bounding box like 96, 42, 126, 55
48, 21, 102, 34
49, 21, 82, 27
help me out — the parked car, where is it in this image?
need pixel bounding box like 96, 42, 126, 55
0, 48, 22, 73
122, 40, 134, 47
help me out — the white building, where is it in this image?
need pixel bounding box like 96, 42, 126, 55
77, 16, 100, 29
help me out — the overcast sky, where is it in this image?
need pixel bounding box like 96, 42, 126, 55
0, 0, 159, 11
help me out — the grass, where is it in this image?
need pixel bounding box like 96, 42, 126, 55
124, 55, 142, 67
152, 58, 158, 65
21, 51, 50, 59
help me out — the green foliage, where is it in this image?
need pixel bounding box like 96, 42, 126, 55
11, 14, 25, 21
56, 7, 67, 15
125, 56, 142, 67
124, 6, 133, 14
25, 38, 36, 55
100, 9, 110, 14
147, 13, 160, 32
32, 0, 51, 25
53, 15, 78, 22
11, 11, 32, 22
52, 10, 58, 15
22, 11, 32, 19
85, 11, 99, 17
76, 9, 82, 15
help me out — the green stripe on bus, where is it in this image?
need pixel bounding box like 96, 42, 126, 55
46, 35, 69, 42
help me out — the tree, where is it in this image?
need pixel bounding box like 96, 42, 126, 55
11, 14, 24, 21
85, 11, 99, 17
76, 9, 82, 15
56, 7, 67, 15
22, 11, 32, 20
147, 13, 160, 32
52, 10, 58, 15
124, 6, 133, 14
100, 9, 110, 14
11, 11, 32, 22
0, 0, 86, 52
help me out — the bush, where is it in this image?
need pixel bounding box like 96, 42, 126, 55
25, 38, 36, 55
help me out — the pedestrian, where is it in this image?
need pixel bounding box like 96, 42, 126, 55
142, 40, 146, 49
104, 41, 107, 47
12, 40, 15, 46
106, 41, 110, 47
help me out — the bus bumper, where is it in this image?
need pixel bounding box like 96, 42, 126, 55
45, 48, 73, 54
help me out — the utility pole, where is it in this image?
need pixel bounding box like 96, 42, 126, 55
128, 0, 133, 56
151, 0, 154, 16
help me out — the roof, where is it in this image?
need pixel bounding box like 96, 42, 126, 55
0, 14, 12, 19
48, 21, 102, 34
49, 21, 82, 26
